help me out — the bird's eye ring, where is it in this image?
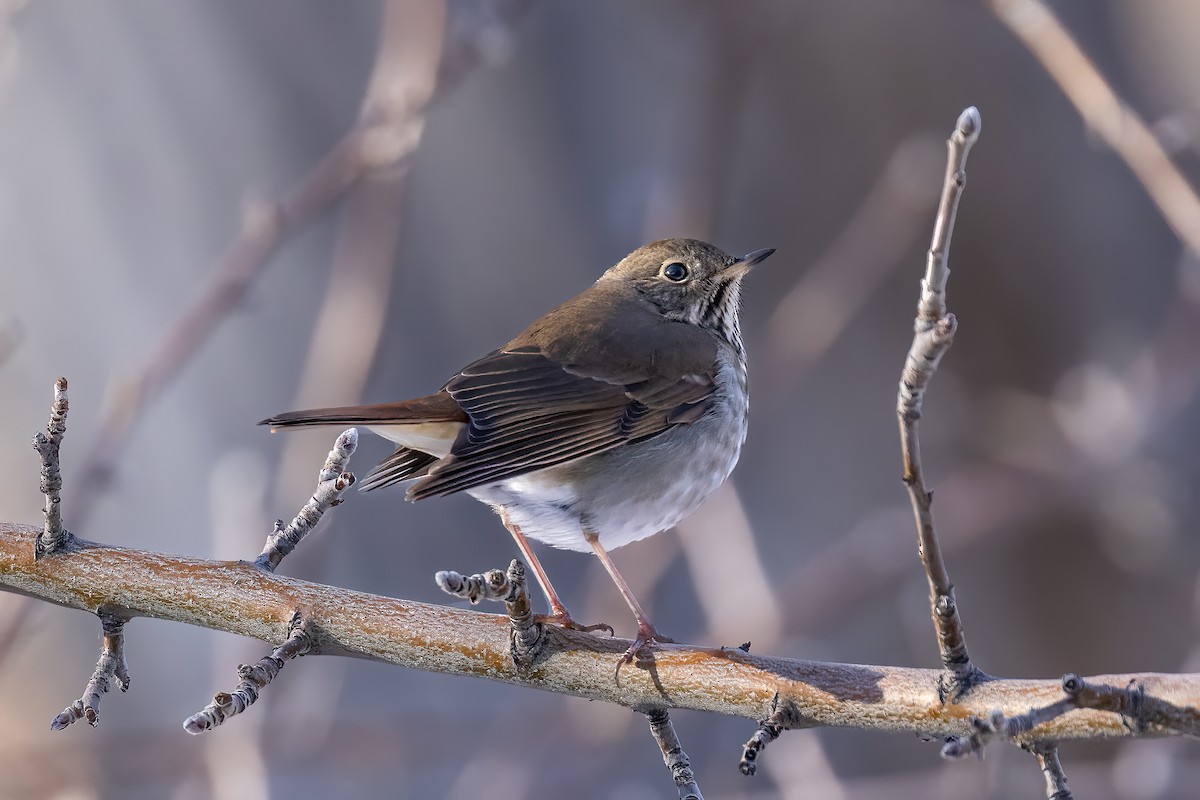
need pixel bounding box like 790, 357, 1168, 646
662, 262, 689, 282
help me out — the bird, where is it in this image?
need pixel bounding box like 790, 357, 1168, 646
261, 238, 774, 663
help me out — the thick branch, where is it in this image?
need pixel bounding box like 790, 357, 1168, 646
3, 521, 1196, 741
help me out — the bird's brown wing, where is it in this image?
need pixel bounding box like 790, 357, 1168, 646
408, 290, 721, 500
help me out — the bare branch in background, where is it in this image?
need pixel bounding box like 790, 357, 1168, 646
763, 133, 943, 390
270, 0, 445, 504
0, 314, 22, 369
990, 0, 1200, 256
69, 0, 537, 524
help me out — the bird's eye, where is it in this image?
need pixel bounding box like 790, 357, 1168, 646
662, 262, 689, 282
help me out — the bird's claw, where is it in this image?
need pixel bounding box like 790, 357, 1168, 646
615, 622, 673, 677
536, 611, 615, 637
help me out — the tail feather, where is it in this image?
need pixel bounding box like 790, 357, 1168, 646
259, 393, 467, 429
359, 448, 439, 492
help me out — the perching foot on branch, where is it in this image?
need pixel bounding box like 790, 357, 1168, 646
51, 612, 130, 729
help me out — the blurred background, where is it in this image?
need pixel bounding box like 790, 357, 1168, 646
0, 0, 1198, 797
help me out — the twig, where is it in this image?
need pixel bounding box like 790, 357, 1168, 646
50, 612, 130, 729
32, 377, 69, 559
645, 708, 703, 799
269, 0, 444, 505
1029, 742, 1072, 800
897, 107, 984, 697
68, 0, 537, 524
941, 671, 1200, 764
739, 707, 785, 777
255, 429, 358, 572
184, 621, 313, 734
1061, 672, 1200, 737
990, 0, 1200, 256
941, 704, 1071, 759
437, 559, 544, 666
764, 133, 942, 387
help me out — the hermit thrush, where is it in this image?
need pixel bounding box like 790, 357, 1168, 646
262, 239, 774, 662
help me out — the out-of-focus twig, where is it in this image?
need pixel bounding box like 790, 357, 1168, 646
896, 107, 984, 698
271, 0, 445, 502
763, 134, 942, 389
0, 314, 22, 369
69, 0, 537, 524
990, 0, 1200, 256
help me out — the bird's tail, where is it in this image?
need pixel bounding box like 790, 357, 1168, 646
259, 393, 467, 430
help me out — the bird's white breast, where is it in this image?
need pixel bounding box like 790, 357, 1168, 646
470, 348, 748, 552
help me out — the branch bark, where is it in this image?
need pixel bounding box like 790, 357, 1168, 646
2, 520, 1196, 743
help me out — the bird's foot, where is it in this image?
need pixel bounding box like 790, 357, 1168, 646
536, 610, 615, 637
615, 621, 674, 676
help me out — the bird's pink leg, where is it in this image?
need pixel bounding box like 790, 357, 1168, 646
500, 509, 612, 635
584, 530, 674, 667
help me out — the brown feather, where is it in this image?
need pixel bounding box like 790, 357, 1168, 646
259, 393, 467, 429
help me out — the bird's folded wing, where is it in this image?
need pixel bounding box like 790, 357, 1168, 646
406, 346, 715, 499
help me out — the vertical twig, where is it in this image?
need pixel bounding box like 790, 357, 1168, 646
32, 377, 69, 559
1030, 743, 1073, 800
990, 0, 1200, 256
897, 107, 983, 697
645, 708, 703, 800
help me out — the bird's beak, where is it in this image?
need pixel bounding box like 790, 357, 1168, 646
740, 248, 776, 266
724, 247, 776, 279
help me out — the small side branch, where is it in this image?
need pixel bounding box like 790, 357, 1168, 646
255, 428, 358, 572
1062, 673, 1200, 737
32, 377, 69, 559
1029, 743, 1072, 800
437, 559, 544, 665
645, 708, 703, 800
897, 107, 984, 696
941, 671, 1200, 764
739, 705, 786, 777
183, 620, 313, 734
50, 612, 130, 729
